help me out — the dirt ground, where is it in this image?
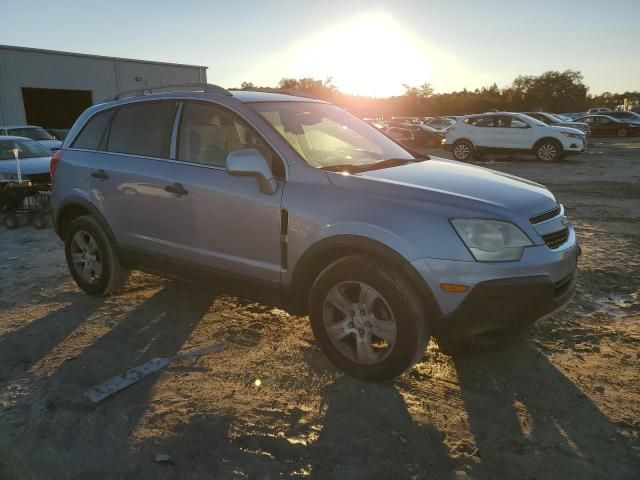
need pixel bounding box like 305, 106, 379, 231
0, 138, 638, 480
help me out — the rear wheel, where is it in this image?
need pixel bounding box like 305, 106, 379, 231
64, 215, 128, 296
535, 140, 563, 162
32, 214, 48, 230
617, 127, 628, 137
4, 215, 19, 229
452, 140, 473, 161
309, 254, 429, 381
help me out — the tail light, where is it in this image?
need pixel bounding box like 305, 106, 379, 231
50, 150, 63, 179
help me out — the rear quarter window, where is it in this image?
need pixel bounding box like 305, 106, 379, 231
71, 109, 115, 150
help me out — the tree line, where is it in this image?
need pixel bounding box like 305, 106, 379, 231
236, 71, 639, 117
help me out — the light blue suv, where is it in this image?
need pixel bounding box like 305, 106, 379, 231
51, 84, 579, 380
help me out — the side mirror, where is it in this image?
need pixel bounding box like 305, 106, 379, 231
226, 149, 278, 195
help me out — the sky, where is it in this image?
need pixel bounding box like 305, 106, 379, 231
1, 0, 638, 97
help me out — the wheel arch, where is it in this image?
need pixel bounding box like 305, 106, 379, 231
453, 138, 475, 149
286, 234, 441, 320
55, 197, 116, 245
533, 136, 563, 151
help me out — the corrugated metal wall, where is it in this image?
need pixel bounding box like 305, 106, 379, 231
0, 46, 207, 125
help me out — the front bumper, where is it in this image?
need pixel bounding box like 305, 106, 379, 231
411, 230, 579, 350
562, 137, 587, 153
431, 272, 576, 350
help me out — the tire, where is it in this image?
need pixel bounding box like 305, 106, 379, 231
452, 140, 473, 161
535, 139, 563, 162
309, 254, 429, 381
64, 215, 129, 296
4, 215, 19, 229
617, 128, 628, 137
32, 214, 48, 230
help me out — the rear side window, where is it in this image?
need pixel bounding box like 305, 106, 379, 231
72, 109, 114, 150
107, 101, 177, 158
465, 116, 494, 127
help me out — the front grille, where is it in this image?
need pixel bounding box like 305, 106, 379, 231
542, 227, 569, 249
530, 206, 561, 224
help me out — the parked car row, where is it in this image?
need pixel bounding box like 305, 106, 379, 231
443, 112, 587, 162
366, 120, 444, 148
0, 125, 62, 150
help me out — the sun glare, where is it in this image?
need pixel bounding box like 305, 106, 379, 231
282, 12, 436, 97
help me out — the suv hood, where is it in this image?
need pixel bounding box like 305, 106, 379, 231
328, 158, 557, 219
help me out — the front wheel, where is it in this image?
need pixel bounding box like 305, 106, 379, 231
617, 127, 628, 137
64, 215, 129, 296
535, 140, 563, 162
309, 254, 429, 381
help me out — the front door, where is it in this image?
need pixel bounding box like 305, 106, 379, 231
493, 115, 533, 149
159, 101, 285, 289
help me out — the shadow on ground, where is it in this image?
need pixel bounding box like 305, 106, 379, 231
452, 341, 639, 479
0, 282, 215, 479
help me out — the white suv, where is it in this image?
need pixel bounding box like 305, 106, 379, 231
444, 112, 586, 162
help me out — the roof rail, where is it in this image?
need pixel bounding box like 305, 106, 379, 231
111, 83, 232, 101
276, 89, 319, 100
232, 88, 320, 100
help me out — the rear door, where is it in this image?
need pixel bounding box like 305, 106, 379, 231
86, 100, 180, 259
156, 101, 285, 288
465, 115, 495, 147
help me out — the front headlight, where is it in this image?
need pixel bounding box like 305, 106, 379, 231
451, 218, 533, 261
561, 132, 582, 139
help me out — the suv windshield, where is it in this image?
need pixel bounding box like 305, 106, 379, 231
7, 127, 55, 141
248, 102, 416, 171
0, 138, 52, 160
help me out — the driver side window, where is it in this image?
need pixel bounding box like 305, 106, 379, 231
177, 102, 285, 178
510, 118, 529, 128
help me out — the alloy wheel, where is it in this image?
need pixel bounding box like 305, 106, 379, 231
454, 143, 471, 160
617, 128, 628, 137
70, 230, 103, 285
538, 143, 557, 161
322, 281, 397, 365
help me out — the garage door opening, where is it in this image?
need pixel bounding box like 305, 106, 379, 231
22, 87, 93, 129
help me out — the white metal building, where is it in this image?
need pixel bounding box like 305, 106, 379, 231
0, 45, 208, 129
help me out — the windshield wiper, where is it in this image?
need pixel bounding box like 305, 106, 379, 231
357, 157, 424, 172
321, 157, 424, 174
319, 164, 362, 173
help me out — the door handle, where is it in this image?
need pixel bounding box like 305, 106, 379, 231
91, 169, 109, 180
164, 182, 188, 196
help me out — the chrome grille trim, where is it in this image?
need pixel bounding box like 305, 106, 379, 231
530, 206, 561, 224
